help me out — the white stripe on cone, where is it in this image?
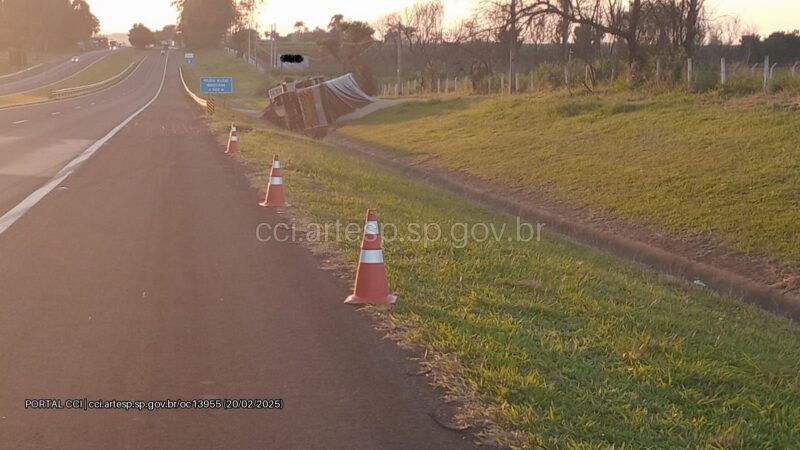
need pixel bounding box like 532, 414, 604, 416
360, 249, 384, 264
270, 177, 283, 185
365, 221, 379, 235
273, 161, 281, 169
230, 136, 238, 142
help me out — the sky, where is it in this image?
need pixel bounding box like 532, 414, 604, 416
93, 0, 798, 37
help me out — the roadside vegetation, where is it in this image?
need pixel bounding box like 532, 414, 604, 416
186, 51, 800, 448
340, 93, 800, 268
180, 49, 272, 111
0, 48, 144, 108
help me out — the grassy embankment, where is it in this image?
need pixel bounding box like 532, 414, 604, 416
341, 94, 800, 269
180, 49, 273, 111
0, 50, 71, 76
186, 51, 800, 448
0, 49, 145, 108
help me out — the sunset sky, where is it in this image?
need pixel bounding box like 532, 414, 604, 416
91, 0, 798, 37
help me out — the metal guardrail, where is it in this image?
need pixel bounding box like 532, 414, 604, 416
179, 66, 208, 108
48, 61, 138, 100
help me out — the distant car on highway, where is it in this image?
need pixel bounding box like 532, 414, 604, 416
160, 50, 166, 56
71, 56, 80, 63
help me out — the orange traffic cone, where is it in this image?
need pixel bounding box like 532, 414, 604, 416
345, 209, 397, 305
225, 123, 239, 154
259, 155, 289, 207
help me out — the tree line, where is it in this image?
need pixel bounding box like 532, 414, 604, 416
172, 0, 260, 49
0, 0, 99, 51
365, 0, 798, 91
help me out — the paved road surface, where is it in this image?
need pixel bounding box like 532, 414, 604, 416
0, 49, 112, 96
0, 51, 477, 449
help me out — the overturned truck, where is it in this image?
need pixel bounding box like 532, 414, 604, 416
260, 73, 374, 138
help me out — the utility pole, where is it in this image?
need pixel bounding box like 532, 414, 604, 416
508, 0, 518, 94
247, 17, 252, 65
396, 25, 402, 96
270, 24, 277, 69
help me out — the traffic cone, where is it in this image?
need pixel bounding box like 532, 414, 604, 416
225, 123, 239, 154
345, 209, 397, 305
259, 155, 289, 207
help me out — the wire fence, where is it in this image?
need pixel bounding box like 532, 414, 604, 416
379, 57, 800, 97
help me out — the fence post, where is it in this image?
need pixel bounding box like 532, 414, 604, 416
501, 74, 504, 95
515, 73, 520, 93
763, 56, 770, 92
454, 76, 458, 92
530, 71, 533, 90
488, 76, 492, 94
687, 58, 693, 87
656, 59, 661, 85
792, 62, 799, 78
720, 57, 727, 84
770, 63, 778, 80
437, 78, 441, 94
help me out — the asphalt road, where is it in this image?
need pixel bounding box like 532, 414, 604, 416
0, 49, 112, 96
0, 51, 478, 449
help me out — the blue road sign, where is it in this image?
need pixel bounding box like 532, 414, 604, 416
184, 53, 194, 66
200, 77, 233, 94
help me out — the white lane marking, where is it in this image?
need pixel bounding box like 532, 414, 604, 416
0, 56, 148, 113
12, 120, 28, 124
74, 106, 82, 110
51, 111, 61, 115
0, 53, 169, 237
0, 50, 116, 97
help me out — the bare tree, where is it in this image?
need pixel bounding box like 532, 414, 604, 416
482, 0, 542, 93
515, 1, 644, 82
406, 0, 445, 54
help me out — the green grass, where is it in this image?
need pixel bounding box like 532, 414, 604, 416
181, 49, 273, 111
220, 112, 800, 449
339, 93, 800, 268
0, 49, 145, 107
190, 51, 800, 448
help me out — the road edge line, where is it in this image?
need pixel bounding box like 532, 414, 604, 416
0, 55, 150, 112
49, 61, 137, 99
0, 49, 117, 97
0, 53, 170, 236
0, 63, 44, 80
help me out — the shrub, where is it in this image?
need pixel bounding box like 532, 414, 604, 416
715, 76, 761, 96
769, 74, 800, 94
693, 68, 720, 93
533, 63, 565, 89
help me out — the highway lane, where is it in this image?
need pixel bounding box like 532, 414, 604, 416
0, 49, 113, 96
0, 51, 166, 218
0, 52, 477, 448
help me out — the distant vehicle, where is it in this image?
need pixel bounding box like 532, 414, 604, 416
160, 50, 166, 56
111, 46, 117, 51
71, 56, 80, 63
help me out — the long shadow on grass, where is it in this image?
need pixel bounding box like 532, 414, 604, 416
354, 98, 476, 126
